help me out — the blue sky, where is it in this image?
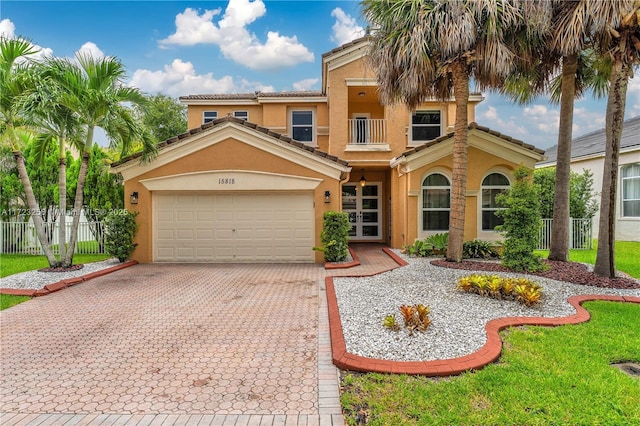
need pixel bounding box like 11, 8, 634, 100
2, 0, 639, 150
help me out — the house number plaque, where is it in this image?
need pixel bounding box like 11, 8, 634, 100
218, 178, 235, 184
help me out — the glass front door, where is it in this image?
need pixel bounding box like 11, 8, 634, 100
342, 183, 381, 240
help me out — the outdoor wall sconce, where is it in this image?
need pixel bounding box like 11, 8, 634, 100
130, 191, 139, 205
358, 91, 366, 97
324, 190, 331, 204
359, 169, 367, 187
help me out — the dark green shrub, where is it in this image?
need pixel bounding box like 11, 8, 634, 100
463, 239, 500, 259
104, 209, 138, 262
424, 232, 448, 252
316, 211, 350, 262
495, 168, 546, 272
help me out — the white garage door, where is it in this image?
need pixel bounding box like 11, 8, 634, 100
154, 193, 315, 263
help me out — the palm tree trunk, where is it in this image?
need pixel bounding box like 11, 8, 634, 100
549, 54, 577, 262
64, 151, 89, 267
594, 56, 630, 278
13, 151, 59, 266
446, 60, 470, 263
58, 154, 67, 261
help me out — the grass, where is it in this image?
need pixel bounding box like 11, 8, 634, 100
0, 253, 110, 311
341, 301, 640, 425
535, 240, 640, 278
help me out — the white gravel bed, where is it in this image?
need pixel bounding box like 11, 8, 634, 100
333, 252, 640, 362
0, 258, 122, 290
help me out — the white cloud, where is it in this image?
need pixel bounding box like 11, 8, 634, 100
76, 42, 105, 59
292, 78, 319, 91
159, 1, 314, 71
330, 8, 364, 46
129, 59, 272, 97
0, 18, 16, 38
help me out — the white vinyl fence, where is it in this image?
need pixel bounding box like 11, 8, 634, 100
0, 221, 105, 255
539, 218, 593, 250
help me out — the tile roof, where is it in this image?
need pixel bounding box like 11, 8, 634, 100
321, 36, 371, 58
399, 122, 545, 158
112, 115, 348, 168
541, 115, 640, 164
180, 91, 324, 101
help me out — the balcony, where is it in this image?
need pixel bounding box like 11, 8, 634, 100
346, 119, 389, 151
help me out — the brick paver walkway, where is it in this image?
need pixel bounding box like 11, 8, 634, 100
1, 261, 357, 425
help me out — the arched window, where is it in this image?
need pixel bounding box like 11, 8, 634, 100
482, 173, 510, 230
422, 173, 450, 231
622, 163, 640, 217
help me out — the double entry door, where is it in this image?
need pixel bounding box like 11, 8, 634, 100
342, 183, 381, 240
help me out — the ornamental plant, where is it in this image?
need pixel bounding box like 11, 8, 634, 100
316, 211, 350, 262
104, 209, 138, 262
495, 167, 546, 272
384, 304, 432, 336
457, 274, 543, 306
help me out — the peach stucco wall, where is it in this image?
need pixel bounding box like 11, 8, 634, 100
389, 145, 537, 249
124, 137, 342, 263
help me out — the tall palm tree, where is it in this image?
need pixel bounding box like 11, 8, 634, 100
593, 0, 640, 277
0, 36, 59, 265
45, 53, 155, 266
362, 0, 524, 262
502, 1, 610, 263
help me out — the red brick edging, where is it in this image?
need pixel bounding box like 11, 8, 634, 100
0, 260, 138, 297
324, 247, 360, 269
326, 275, 640, 376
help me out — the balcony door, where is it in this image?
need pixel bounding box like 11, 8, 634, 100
342, 183, 381, 240
352, 113, 370, 144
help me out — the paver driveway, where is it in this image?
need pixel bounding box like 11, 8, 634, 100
1, 263, 345, 423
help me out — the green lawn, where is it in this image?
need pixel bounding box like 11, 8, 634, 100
341, 301, 640, 425
0, 253, 110, 311
536, 240, 640, 278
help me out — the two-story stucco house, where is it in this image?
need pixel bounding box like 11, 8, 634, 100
112, 37, 545, 263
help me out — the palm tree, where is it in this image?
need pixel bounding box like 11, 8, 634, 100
502, 1, 610, 263
0, 36, 59, 265
45, 53, 155, 266
361, 0, 524, 262
593, 0, 640, 277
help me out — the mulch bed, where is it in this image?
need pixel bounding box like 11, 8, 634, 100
37, 264, 84, 273
431, 259, 640, 290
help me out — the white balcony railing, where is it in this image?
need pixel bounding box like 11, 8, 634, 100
348, 119, 387, 144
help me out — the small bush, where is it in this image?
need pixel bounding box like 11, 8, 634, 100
457, 274, 543, 306
104, 209, 138, 262
405, 239, 433, 257
316, 211, 350, 262
425, 232, 448, 252
463, 239, 500, 259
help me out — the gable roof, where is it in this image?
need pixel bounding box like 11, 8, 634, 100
112, 115, 348, 169
397, 122, 544, 158
539, 115, 640, 165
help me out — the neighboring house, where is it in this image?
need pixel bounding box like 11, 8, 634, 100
537, 115, 640, 242
112, 37, 544, 263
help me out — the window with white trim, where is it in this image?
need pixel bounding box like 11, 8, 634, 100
411, 110, 441, 143
203, 111, 218, 124
290, 110, 314, 143
422, 173, 450, 231
481, 173, 510, 230
622, 163, 640, 217
233, 110, 248, 121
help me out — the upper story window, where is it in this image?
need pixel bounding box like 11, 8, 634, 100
422, 173, 450, 231
411, 110, 441, 143
482, 173, 510, 230
622, 163, 640, 217
233, 110, 248, 121
203, 111, 218, 124
291, 110, 314, 143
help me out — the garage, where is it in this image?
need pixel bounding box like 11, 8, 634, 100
154, 192, 315, 263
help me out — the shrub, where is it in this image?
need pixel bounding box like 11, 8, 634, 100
425, 232, 448, 252
463, 239, 500, 259
405, 239, 433, 257
457, 274, 543, 306
316, 211, 350, 262
496, 167, 547, 272
104, 209, 138, 262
